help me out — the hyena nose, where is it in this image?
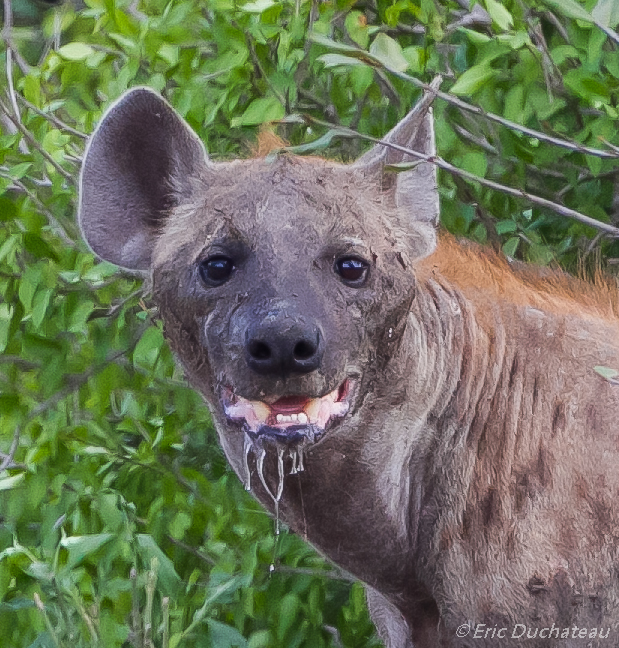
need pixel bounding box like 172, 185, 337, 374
245, 320, 323, 376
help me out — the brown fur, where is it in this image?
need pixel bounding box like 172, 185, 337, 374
419, 232, 619, 321
78, 88, 619, 648
252, 129, 288, 157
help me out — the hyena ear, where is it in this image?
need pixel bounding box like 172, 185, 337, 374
354, 85, 440, 228
79, 87, 209, 271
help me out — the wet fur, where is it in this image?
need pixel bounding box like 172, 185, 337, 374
78, 88, 619, 647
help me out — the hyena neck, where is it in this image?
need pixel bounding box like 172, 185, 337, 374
404, 276, 493, 428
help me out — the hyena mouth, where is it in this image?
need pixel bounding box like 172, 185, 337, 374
222, 379, 355, 531
221, 379, 353, 445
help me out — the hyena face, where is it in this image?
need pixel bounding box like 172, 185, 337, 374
79, 87, 619, 648
79, 88, 439, 486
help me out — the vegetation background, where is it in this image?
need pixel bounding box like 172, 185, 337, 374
2, 0, 619, 645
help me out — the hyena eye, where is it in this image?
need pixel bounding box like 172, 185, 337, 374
335, 257, 369, 286
199, 256, 235, 286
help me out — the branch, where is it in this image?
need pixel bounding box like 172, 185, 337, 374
283, 113, 619, 237
3, 175, 78, 246
310, 35, 619, 159
16, 94, 88, 139
0, 424, 21, 471
2, 0, 20, 121
0, 96, 75, 183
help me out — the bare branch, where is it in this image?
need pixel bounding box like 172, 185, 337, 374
310, 37, 619, 159
0, 96, 75, 183
16, 94, 88, 139
0, 424, 21, 471
3, 175, 78, 246
389, 69, 619, 159
285, 114, 619, 237
2, 0, 20, 120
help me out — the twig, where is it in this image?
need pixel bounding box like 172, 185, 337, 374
310, 36, 619, 159
144, 558, 157, 648
0, 96, 75, 183
243, 30, 286, 107
130, 568, 142, 648
542, 9, 569, 42
67, 587, 100, 646
400, 72, 619, 158
6, 176, 78, 246
2, 0, 20, 121
453, 123, 497, 155
0, 424, 21, 471
419, 71, 606, 156
166, 535, 215, 565
271, 565, 355, 582
25, 332, 149, 431
285, 113, 619, 237
162, 597, 170, 648
16, 95, 88, 139
34, 593, 61, 648
0, 355, 41, 370
323, 625, 344, 648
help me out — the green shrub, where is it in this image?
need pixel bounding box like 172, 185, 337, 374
2, 0, 619, 645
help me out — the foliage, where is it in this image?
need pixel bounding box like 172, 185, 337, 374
2, 0, 619, 646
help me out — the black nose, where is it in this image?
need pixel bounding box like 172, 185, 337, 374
245, 316, 323, 376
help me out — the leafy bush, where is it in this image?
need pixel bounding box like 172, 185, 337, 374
2, 0, 619, 646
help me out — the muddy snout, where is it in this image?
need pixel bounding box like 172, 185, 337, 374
245, 308, 324, 377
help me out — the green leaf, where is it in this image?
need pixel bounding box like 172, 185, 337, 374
136, 535, 182, 596
484, 0, 513, 30
285, 128, 355, 154
60, 534, 114, 570
243, 0, 275, 13
318, 53, 368, 69
277, 593, 300, 640
502, 236, 520, 257
133, 326, 164, 370
458, 27, 492, 44
207, 620, 248, 648
8, 163, 32, 180
586, 154, 603, 176
459, 151, 488, 178
68, 299, 95, 333
248, 630, 272, 648
538, 0, 594, 24
345, 11, 369, 48
31, 289, 53, 329
593, 0, 619, 27
369, 33, 408, 72
0, 303, 13, 354
57, 42, 96, 61
310, 33, 361, 54
23, 233, 59, 262
231, 97, 285, 127
495, 220, 518, 234
450, 62, 494, 95
169, 511, 191, 540
594, 365, 619, 380
0, 473, 25, 491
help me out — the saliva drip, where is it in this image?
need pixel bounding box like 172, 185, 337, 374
242, 431, 307, 537
243, 432, 253, 491
289, 445, 306, 474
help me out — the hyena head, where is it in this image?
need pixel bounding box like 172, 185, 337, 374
78, 88, 439, 478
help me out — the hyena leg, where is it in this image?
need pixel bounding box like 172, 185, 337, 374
366, 586, 414, 648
